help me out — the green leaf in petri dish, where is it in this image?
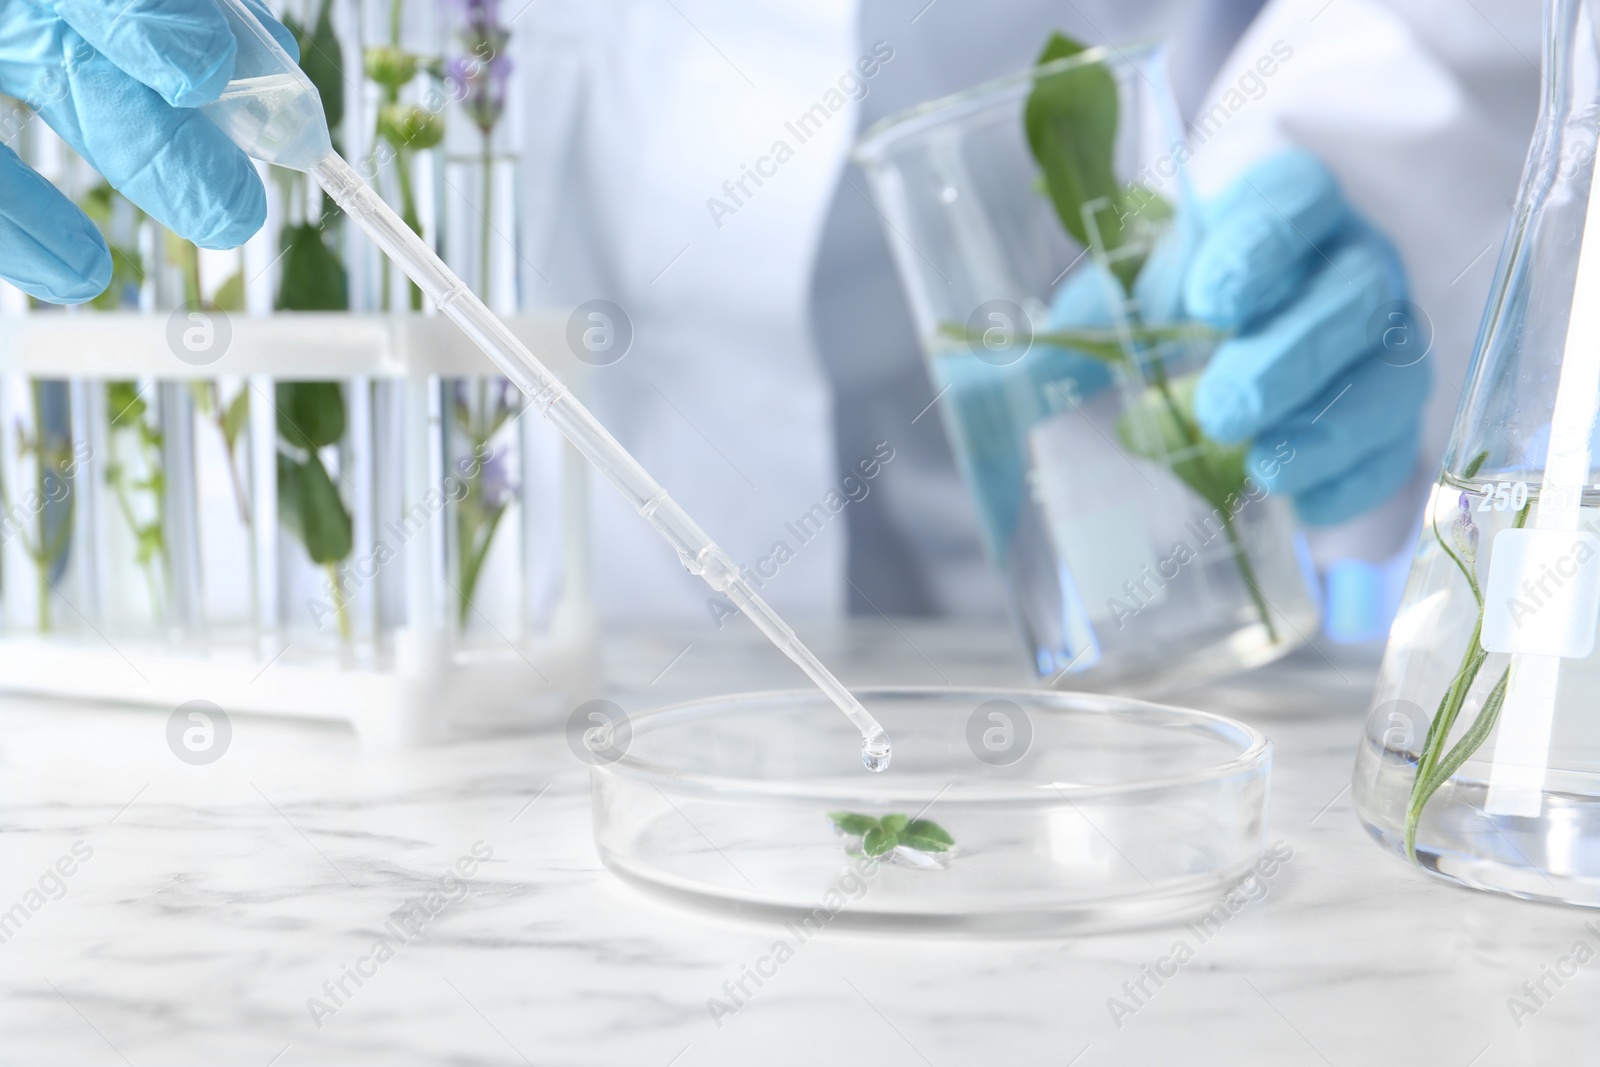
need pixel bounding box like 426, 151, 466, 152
828, 812, 880, 836
827, 811, 955, 857
861, 826, 897, 857
899, 820, 955, 853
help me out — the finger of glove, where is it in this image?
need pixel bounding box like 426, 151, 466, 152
0, 142, 111, 303
1043, 264, 1117, 396
1194, 225, 1405, 443
1132, 212, 1197, 322
1246, 352, 1429, 497
1049, 260, 1116, 326
54, 0, 239, 107
1185, 150, 1350, 330
1292, 426, 1420, 527
39, 41, 265, 248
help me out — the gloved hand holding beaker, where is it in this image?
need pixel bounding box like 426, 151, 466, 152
1049, 149, 1429, 527
1190, 150, 1428, 525
0, 0, 295, 303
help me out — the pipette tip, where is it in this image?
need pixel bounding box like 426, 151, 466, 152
861, 730, 892, 773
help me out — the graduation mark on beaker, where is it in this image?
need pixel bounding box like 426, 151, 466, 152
1476, 481, 1530, 512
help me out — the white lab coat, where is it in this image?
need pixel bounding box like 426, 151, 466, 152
514, 0, 1541, 620
516, 0, 860, 621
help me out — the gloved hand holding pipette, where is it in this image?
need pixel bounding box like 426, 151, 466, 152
1037, 149, 1428, 527
154, 0, 891, 767
0, 0, 293, 303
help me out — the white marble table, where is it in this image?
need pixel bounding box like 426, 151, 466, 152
1, 619, 1595, 1066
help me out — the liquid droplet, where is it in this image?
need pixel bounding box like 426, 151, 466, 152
861, 731, 892, 773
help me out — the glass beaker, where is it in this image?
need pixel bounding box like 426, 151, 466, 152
1353, 0, 1600, 904
855, 45, 1317, 690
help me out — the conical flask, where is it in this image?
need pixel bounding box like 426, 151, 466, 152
1353, 0, 1600, 903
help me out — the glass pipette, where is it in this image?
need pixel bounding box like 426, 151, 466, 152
199, 0, 891, 770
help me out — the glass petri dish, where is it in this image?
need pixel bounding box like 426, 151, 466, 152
587, 687, 1270, 935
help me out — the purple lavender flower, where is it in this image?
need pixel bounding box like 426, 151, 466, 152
492, 376, 517, 416
1451, 491, 1479, 565
443, 0, 512, 135
452, 378, 518, 428
478, 449, 516, 509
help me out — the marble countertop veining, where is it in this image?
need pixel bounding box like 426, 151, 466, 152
0, 619, 1595, 1066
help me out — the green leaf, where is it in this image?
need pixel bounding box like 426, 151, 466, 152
1038, 333, 1127, 365
275, 221, 349, 311
78, 181, 116, 228
162, 227, 193, 270
275, 381, 345, 450
212, 269, 246, 312
827, 812, 880, 836
1415, 667, 1510, 821
94, 246, 143, 310
276, 381, 352, 565
838, 812, 955, 856
221, 390, 250, 451
1116, 372, 1247, 511
1121, 184, 1174, 231
861, 826, 897, 857
1462, 449, 1489, 480
935, 321, 1223, 367
277, 453, 306, 544
899, 819, 954, 853
76, 182, 149, 308
135, 525, 163, 564
292, 450, 353, 564
1025, 33, 1132, 287
286, 2, 343, 133
106, 381, 146, 425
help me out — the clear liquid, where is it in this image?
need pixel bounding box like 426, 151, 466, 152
926, 346, 1316, 686
1354, 476, 1600, 902
861, 732, 892, 773
201, 74, 332, 172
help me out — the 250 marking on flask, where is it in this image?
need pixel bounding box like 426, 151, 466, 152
1476, 481, 1529, 513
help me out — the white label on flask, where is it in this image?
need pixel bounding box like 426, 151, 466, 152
1480, 528, 1600, 658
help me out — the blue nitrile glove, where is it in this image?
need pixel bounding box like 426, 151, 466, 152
1188, 150, 1428, 526
0, 0, 297, 303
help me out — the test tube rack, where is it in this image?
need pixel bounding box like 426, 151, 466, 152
0, 311, 600, 744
